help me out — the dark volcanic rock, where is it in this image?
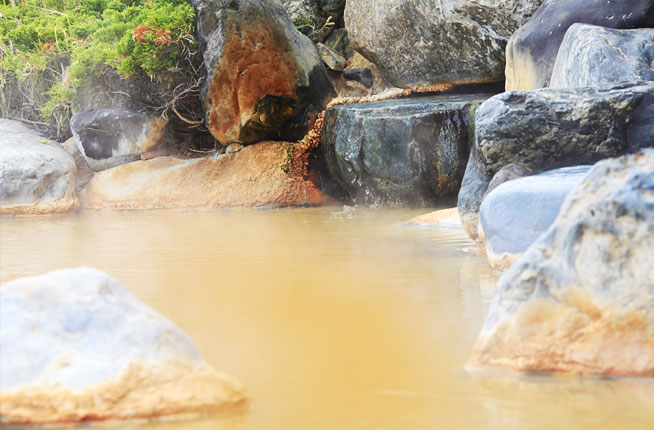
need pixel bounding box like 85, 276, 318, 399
191, 0, 333, 145
506, 0, 654, 90
479, 165, 591, 269
343, 68, 373, 88
551, 24, 654, 89
344, 0, 543, 89
469, 150, 654, 376
71, 108, 171, 172
458, 81, 654, 239
321, 94, 492, 205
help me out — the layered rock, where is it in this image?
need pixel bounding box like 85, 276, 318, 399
344, 0, 543, 89
190, 0, 333, 145
458, 81, 654, 239
0, 268, 246, 424
479, 166, 591, 269
82, 141, 323, 210
321, 94, 492, 205
0, 119, 78, 215
551, 25, 654, 89
506, 0, 654, 90
469, 150, 654, 376
70, 107, 172, 172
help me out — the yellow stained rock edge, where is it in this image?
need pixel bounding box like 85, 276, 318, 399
0, 359, 247, 425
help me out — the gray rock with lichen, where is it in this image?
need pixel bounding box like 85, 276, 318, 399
344, 0, 543, 89
506, 0, 654, 90
469, 150, 654, 376
550, 24, 654, 89
0, 119, 78, 214
458, 81, 654, 239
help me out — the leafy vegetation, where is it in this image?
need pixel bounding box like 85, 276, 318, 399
0, 0, 202, 139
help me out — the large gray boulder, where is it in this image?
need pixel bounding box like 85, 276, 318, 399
190, 0, 333, 145
344, 0, 544, 89
70, 107, 172, 172
469, 150, 654, 376
458, 81, 654, 239
321, 94, 492, 205
506, 0, 654, 90
0, 119, 78, 215
551, 24, 654, 89
479, 165, 591, 269
0, 267, 246, 424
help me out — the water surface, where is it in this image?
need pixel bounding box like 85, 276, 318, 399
1, 207, 653, 429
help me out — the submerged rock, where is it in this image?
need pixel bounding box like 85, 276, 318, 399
82, 141, 323, 210
0, 119, 78, 215
551, 25, 654, 89
344, 0, 543, 89
458, 81, 654, 239
505, 0, 654, 90
322, 94, 492, 205
70, 107, 172, 172
190, 0, 333, 145
469, 150, 654, 376
479, 166, 591, 269
0, 267, 246, 424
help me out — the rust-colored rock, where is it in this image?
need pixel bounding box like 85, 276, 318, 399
191, 0, 333, 145
81, 141, 323, 210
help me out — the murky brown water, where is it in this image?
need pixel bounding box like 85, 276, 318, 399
1, 207, 653, 429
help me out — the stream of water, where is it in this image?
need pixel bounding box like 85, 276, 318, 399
1, 207, 653, 429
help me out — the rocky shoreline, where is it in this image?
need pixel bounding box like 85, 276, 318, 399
2, 0, 653, 424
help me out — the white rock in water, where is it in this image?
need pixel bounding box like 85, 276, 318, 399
0, 267, 247, 424
0, 119, 78, 215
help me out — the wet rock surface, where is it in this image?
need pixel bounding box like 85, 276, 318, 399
0, 119, 78, 215
190, 0, 333, 145
550, 24, 654, 89
321, 94, 492, 205
344, 0, 543, 89
0, 267, 246, 424
458, 81, 654, 239
479, 166, 591, 269
505, 0, 654, 90
469, 150, 654, 376
82, 141, 323, 210
70, 107, 171, 172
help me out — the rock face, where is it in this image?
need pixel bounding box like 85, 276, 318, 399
316, 42, 347, 71
458, 81, 654, 239
82, 141, 323, 210
479, 166, 591, 269
551, 25, 654, 89
344, 0, 543, 89
322, 94, 492, 205
70, 108, 172, 172
191, 0, 333, 145
506, 0, 654, 90
0, 268, 246, 424
469, 150, 654, 376
59, 138, 94, 193
0, 119, 78, 215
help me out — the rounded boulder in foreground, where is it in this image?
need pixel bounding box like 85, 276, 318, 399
0, 268, 247, 424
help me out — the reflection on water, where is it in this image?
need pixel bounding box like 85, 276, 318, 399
1, 207, 652, 429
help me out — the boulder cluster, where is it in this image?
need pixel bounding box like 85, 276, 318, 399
2, 0, 654, 423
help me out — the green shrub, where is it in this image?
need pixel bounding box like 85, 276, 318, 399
0, 0, 200, 138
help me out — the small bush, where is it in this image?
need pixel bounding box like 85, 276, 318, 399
0, 0, 202, 140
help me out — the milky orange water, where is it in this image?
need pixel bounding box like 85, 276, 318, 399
1, 207, 653, 430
